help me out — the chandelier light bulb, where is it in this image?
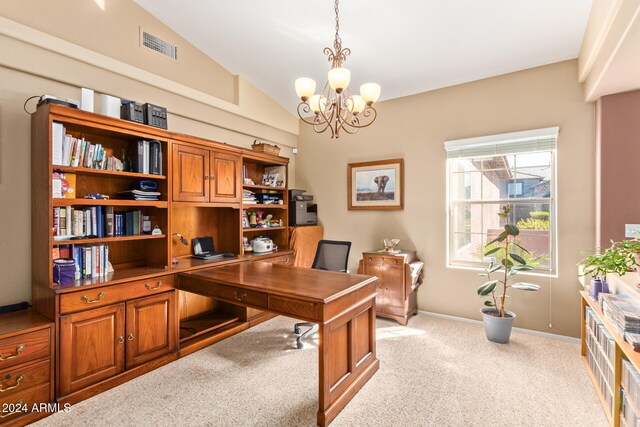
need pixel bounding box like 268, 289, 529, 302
350, 95, 366, 115
308, 94, 325, 114
295, 77, 316, 101
328, 67, 351, 93
360, 83, 381, 105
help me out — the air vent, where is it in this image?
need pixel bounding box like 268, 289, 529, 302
141, 31, 177, 60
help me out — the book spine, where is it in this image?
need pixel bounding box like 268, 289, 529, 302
53, 207, 60, 236
66, 206, 72, 236
52, 122, 64, 166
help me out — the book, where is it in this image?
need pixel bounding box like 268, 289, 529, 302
52, 172, 63, 198
105, 206, 114, 237
52, 122, 65, 165
61, 173, 76, 199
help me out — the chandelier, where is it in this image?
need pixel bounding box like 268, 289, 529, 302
294, 0, 381, 139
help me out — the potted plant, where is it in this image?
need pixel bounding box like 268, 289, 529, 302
477, 205, 541, 343
611, 239, 640, 272
581, 243, 637, 299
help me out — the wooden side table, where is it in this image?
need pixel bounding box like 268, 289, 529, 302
358, 250, 424, 325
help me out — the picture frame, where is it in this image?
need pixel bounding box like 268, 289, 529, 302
348, 158, 404, 210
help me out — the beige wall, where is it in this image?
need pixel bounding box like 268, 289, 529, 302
296, 60, 595, 337
0, 5, 297, 306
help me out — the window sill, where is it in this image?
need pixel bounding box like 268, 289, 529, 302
446, 263, 558, 279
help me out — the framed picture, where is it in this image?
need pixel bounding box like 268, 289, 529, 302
348, 158, 404, 210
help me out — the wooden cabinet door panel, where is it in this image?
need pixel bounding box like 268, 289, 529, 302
363, 257, 387, 313
382, 265, 405, 315
125, 292, 176, 369
172, 144, 209, 202
211, 151, 240, 203
59, 304, 125, 396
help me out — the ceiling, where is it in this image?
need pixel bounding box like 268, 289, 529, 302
133, 0, 592, 114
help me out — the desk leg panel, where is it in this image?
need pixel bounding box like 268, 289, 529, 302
317, 297, 379, 426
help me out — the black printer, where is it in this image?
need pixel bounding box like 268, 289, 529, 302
289, 189, 318, 226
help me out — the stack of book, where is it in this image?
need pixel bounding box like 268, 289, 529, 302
242, 189, 257, 204
52, 122, 124, 171
599, 294, 640, 336
53, 244, 109, 280
53, 207, 150, 238
622, 359, 640, 426
585, 307, 615, 416
118, 189, 161, 201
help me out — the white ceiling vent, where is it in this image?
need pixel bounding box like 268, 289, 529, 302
141, 30, 177, 60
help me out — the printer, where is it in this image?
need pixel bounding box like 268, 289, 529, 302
289, 189, 318, 226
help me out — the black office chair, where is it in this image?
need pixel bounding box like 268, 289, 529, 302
294, 240, 351, 349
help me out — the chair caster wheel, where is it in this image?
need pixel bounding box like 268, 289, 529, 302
294, 327, 301, 335
296, 341, 303, 349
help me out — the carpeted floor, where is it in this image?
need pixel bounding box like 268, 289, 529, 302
34, 314, 607, 427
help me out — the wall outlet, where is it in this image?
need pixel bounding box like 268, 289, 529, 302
625, 224, 640, 238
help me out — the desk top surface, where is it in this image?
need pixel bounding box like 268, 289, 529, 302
179, 262, 377, 304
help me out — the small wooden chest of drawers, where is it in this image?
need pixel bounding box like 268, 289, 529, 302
0, 310, 54, 426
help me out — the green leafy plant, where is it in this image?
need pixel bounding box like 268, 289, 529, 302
530, 211, 550, 220
477, 205, 541, 318
581, 240, 638, 279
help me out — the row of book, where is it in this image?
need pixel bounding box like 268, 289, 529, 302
585, 307, 615, 416
53, 206, 152, 238
52, 122, 124, 171
242, 189, 257, 204
51, 122, 163, 175
599, 293, 640, 336
54, 244, 109, 280
622, 359, 640, 426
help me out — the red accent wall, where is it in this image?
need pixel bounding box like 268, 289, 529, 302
598, 89, 640, 246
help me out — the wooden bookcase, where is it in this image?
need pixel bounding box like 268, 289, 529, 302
580, 291, 640, 426
30, 104, 291, 407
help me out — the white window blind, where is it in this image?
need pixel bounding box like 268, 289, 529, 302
444, 127, 559, 159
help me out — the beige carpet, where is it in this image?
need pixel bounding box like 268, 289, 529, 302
34, 314, 607, 427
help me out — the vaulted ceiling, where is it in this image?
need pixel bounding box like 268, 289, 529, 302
134, 0, 592, 113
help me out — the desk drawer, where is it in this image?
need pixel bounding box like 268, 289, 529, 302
0, 383, 50, 422
0, 359, 50, 399
263, 255, 294, 266
60, 275, 175, 314
214, 284, 268, 309
269, 296, 318, 321
0, 329, 50, 371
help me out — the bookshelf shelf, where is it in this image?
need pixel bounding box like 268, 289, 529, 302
52, 234, 166, 246
241, 204, 286, 209
52, 199, 168, 208
242, 184, 286, 191
243, 227, 286, 233
53, 165, 166, 180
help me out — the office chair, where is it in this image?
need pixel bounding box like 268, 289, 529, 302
294, 239, 351, 349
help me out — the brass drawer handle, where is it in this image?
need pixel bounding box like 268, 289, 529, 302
282, 258, 290, 263
117, 336, 124, 344
81, 292, 105, 304
145, 281, 162, 291
204, 175, 209, 180
233, 290, 247, 301
0, 345, 25, 361
0, 400, 24, 418
127, 333, 134, 341
0, 375, 24, 392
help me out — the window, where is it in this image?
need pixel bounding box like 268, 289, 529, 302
445, 127, 557, 274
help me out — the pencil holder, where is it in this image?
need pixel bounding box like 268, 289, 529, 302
53, 258, 76, 284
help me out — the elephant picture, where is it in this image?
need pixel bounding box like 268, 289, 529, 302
348, 158, 403, 210
374, 175, 389, 193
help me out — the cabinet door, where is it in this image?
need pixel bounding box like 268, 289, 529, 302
364, 256, 388, 314
59, 303, 125, 396
172, 144, 210, 202
381, 261, 406, 316
125, 292, 176, 369
210, 151, 241, 203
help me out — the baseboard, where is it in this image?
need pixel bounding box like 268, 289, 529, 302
417, 310, 580, 344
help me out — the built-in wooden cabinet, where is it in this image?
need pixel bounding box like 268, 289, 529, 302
172, 143, 241, 204
358, 250, 423, 325
59, 303, 125, 396
31, 104, 291, 412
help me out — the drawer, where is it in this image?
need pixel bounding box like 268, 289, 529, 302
60, 275, 175, 314
0, 329, 50, 371
213, 284, 268, 309
0, 359, 50, 399
0, 383, 50, 422
268, 295, 318, 321
364, 256, 402, 267
267, 255, 294, 265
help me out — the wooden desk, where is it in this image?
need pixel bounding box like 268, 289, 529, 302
178, 262, 380, 426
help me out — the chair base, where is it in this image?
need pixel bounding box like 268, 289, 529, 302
294, 322, 318, 349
